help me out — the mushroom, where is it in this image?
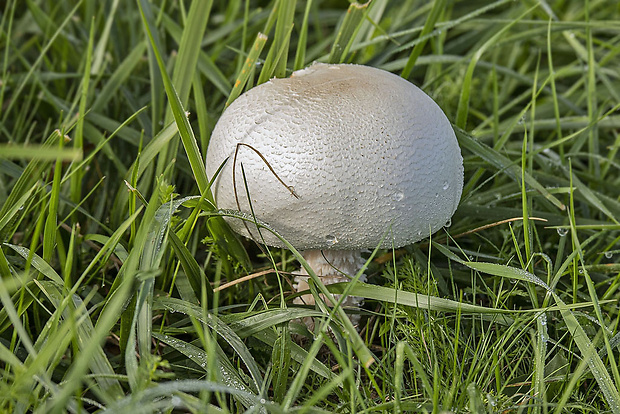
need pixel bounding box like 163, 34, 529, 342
206, 63, 463, 323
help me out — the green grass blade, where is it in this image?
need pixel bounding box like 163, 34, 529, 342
138, 0, 209, 195
444, 256, 620, 413
0, 145, 81, 161
70, 18, 95, 211
226, 32, 268, 107
456, 128, 565, 211
39, 281, 125, 399
401, 0, 445, 79
216, 209, 375, 368
328, 2, 367, 64
455, 6, 534, 129
155, 296, 264, 392
293, 0, 312, 71
271, 0, 296, 78
43, 138, 64, 263
169, 230, 211, 304
154, 333, 258, 409
5, 244, 64, 286
1, 1, 82, 124
157, 0, 213, 175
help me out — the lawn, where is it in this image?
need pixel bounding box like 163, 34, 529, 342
1, 0, 619, 412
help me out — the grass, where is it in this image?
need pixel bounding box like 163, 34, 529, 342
1, 0, 619, 412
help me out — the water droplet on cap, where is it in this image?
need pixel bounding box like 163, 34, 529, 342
325, 235, 338, 245
442, 181, 449, 190
392, 192, 404, 201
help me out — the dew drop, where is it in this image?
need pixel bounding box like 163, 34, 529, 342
487, 394, 497, 407
392, 192, 404, 201
557, 228, 568, 237
442, 181, 449, 190
444, 218, 452, 228
604, 251, 613, 259
325, 234, 338, 246
538, 313, 547, 326
260, 398, 266, 404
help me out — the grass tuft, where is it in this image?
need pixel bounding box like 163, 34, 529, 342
1, 1, 619, 412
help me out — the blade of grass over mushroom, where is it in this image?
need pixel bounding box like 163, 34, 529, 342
226, 32, 268, 107
328, 2, 368, 64
215, 209, 375, 369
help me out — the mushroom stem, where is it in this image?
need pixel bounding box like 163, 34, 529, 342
293, 250, 367, 324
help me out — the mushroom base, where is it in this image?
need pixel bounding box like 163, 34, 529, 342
293, 249, 367, 326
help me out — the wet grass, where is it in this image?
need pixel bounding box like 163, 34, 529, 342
1, 0, 619, 412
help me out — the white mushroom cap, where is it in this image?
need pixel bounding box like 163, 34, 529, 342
206, 63, 463, 251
